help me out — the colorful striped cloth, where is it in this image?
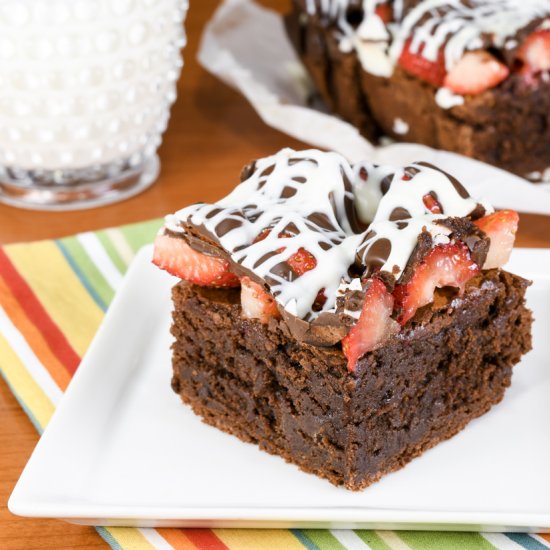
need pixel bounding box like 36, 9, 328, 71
1, 219, 549, 550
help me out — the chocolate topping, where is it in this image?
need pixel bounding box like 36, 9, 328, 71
389, 207, 412, 221
240, 161, 256, 182
436, 217, 490, 268
380, 174, 393, 195
398, 231, 434, 286
280, 308, 350, 346
359, 236, 392, 276
162, 148, 497, 347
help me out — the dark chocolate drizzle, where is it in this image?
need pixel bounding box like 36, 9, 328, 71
389, 207, 412, 221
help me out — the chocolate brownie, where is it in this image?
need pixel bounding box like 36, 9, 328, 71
171, 270, 530, 490
285, 1, 550, 179
154, 148, 533, 490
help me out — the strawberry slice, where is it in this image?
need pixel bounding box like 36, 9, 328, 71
398, 38, 447, 87
313, 289, 327, 311
254, 228, 318, 277
517, 29, 550, 73
153, 234, 240, 287
393, 243, 480, 325
287, 247, 317, 275
423, 193, 442, 214
240, 276, 280, 323
444, 51, 509, 95
253, 227, 325, 309
474, 210, 519, 269
284, 245, 328, 310
341, 279, 400, 371
375, 3, 392, 23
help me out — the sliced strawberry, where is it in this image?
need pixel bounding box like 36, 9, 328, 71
240, 276, 280, 323
254, 228, 297, 244
423, 193, 442, 214
474, 210, 519, 269
375, 3, 392, 23
287, 247, 317, 275
444, 51, 509, 95
517, 30, 550, 73
341, 279, 400, 372
153, 234, 240, 287
398, 38, 447, 87
254, 228, 318, 277
393, 243, 480, 325
313, 288, 327, 312
253, 227, 273, 244
252, 229, 325, 311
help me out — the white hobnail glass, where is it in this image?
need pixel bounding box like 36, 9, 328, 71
0, 0, 188, 210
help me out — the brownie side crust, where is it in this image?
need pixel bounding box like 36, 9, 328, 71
285, 6, 550, 177
170, 270, 532, 490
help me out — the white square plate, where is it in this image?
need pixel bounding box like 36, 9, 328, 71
9, 245, 550, 531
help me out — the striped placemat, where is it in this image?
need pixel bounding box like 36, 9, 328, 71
1, 219, 549, 550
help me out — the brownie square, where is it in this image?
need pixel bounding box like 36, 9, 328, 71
170, 270, 531, 490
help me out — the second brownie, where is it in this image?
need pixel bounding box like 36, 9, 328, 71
285, 4, 550, 178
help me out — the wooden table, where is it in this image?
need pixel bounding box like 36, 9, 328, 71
0, 1, 549, 548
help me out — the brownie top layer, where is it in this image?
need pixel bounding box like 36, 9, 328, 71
161, 148, 495, 347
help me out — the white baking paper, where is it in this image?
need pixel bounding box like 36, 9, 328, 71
197, 0, 550, 215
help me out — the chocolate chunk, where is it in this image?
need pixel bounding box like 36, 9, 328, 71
380, 174, 393, 195
240, 161, 256, 182
436, 216, 489, 268
389, 207, 412, 221
282, 186, 298, 198
363, 237, 392, 275
398, 231, 433, 285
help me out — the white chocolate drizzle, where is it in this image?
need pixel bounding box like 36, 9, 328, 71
354, 160, 491, 277
164, 149, 492, 321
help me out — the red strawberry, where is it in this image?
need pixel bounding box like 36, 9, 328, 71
287, 247, 317, 275
423, 193, 442, 214
393, 243, 480, 325
153, 234, 240, 287
252, 229, 325, 311
253, 228, 272, 243
254, 228, 297, 244
444, 51, 509, 95
240, 276, 280, 323
375, 3, 392, 23
517, 30, 550, 73
254, 228, 318, 277
313, 288, 327, 311
474, 210, 519, 269
398, 38, 447, 87
341, 279, 400, 372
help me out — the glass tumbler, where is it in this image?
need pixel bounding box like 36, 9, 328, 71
0, 0, 188, 210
